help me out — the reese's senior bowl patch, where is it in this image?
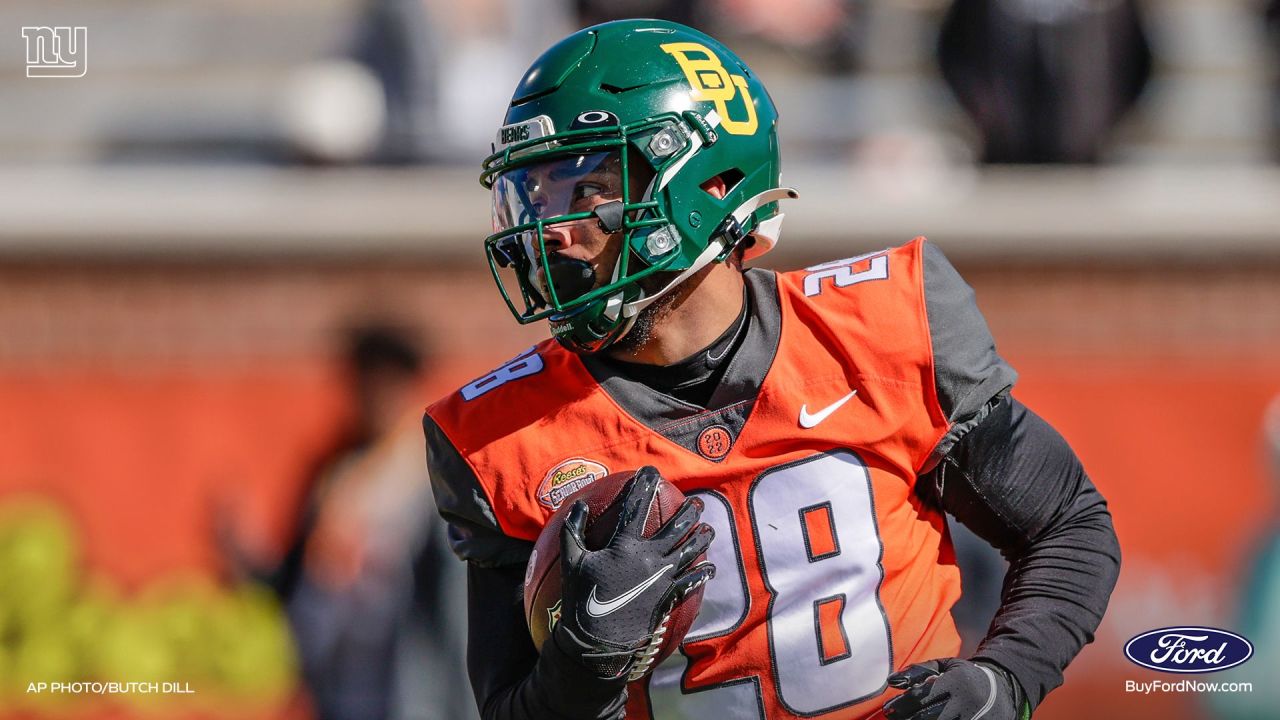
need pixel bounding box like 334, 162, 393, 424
538, 458, 609, 509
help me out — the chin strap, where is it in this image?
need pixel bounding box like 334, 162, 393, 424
744, 212, 784, 261
621, 186, 798, 319
622, 238, 722, 318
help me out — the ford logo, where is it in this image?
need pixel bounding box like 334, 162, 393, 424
1123, 627, 1253, 673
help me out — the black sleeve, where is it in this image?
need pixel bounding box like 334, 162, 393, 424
424, 413, 537, 568
466, 563, 630, 720
919, 396, 1121, 710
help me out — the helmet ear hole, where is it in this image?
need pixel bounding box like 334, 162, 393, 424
700, 168, 745, 199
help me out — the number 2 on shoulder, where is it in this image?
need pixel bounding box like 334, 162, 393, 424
802, 252, 889, 297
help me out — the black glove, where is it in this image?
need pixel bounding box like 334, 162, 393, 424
554, 466, 715, 682
883, 658, 1029, 720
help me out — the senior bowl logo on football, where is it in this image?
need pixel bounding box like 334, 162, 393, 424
1123, 626, 1254, 673
538, 458, 609, 509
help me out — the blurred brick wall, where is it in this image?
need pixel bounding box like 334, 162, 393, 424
1, 257, 1278, 370
972, 259, 1280, 360
0, 260, 543, 381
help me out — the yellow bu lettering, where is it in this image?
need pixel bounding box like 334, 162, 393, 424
661, 42, 758, 136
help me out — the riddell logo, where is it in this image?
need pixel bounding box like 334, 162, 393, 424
537, 458, 609, 509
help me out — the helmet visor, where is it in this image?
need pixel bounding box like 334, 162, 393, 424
484, 146, 672, 325
491, 150, 624, 232
488, 150, 630, 319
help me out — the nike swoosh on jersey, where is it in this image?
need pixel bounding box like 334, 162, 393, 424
585, 564, 674, 618
798, 390, 858, 429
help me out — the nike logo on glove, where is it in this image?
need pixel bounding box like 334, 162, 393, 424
585, 564, 674, 617
798, 390, 857, 429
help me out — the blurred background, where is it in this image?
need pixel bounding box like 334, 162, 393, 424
0, 0, 1278, 719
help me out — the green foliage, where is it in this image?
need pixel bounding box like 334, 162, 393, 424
0, 496, 298, 714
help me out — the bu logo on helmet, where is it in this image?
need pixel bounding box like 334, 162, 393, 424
660, 42, 758, 136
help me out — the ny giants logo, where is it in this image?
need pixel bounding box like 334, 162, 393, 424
22, 26, 87, 78
1123, 627, 1254, 674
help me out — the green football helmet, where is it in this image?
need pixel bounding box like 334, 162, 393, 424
481, 19, 797, 354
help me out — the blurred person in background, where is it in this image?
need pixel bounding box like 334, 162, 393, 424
291, 0, 568, 164
709, 0, 865, 74
575, 0, 704, 29
1267, 0, 1280, 158
224, 325, 474, 720
575, 0, 864, 73
937, 0, 1152, 163
348, 0, 437, 163
1204, 394, 1280, 720
409, 0, 572, 163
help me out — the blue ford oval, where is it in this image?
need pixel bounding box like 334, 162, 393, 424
1124, 627, 1253, 673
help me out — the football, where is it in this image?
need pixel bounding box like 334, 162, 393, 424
522, 468, 705, 679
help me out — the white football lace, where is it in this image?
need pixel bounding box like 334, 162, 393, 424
625, 573, 713, 682
627, 614, 670, 682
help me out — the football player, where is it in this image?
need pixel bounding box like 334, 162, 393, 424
424, 19, 1119, 720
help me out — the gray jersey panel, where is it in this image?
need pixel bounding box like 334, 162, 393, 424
921, 241, 1018, 462
423, 412, 534, 568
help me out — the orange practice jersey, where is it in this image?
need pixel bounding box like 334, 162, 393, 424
426, 238, 1017, 720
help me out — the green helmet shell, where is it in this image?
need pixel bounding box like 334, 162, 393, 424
481, 19, 795, 353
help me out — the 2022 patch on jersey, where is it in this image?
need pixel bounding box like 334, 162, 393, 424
425, 237, 1017, 719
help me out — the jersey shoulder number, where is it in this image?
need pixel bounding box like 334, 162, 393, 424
799, 248, 892, 297
460, 345, 545, 401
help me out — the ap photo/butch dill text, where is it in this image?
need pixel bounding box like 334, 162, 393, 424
26, 681, 196, 695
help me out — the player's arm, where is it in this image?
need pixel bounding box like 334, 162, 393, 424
925, 395, 1119, 711
887, 241, 1120, 719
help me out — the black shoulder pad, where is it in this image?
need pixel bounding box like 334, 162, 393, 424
424, 412, 533, 568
